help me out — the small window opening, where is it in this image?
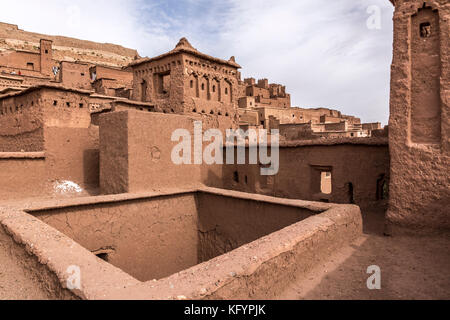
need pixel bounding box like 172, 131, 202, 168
53, 100, 57, 106
320, 171, 332, 194
79, 103, 84, 108
190, 80, 194, 88
420, 22, 431, 38
225, 88, 228, 95
212, 85, 216, 93
66, 102, 70, 107
233, 171, 239, 183
45, 49, 49, 54
347, 182, 355, 204
201, 83, 205, 90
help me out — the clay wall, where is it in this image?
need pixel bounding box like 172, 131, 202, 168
196, 192, 313, 262
238, 108, 259, 126
32, 193, 199, 282
238, 96, 255, 109
279, 123, 318, 141
0, 189, 361, 300
222, 141, 390, 209
0, 50, 41, 72
91, 65, 133, 85
387, 0, 449, 231
0, 223, 77, 299
0, 86, 114, 195
0, 153, 47, 200
100, 111, 205, 194
29, 190, 315, 283
257, 107, 305, 125
59, 61, 91, 89
40, 88, 103, 189
0, 90, 44, 152
0, 74, 24, 90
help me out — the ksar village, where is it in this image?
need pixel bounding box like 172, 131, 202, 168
0, 0, 448, 307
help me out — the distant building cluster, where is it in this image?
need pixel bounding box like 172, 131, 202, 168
0, 22, 384, 140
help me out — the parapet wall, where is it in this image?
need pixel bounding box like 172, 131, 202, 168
0, 187, 362, 300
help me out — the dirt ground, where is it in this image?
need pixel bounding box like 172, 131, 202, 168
277, 208, 450, 300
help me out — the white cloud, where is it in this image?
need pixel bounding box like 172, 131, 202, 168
0, 0, 394, 124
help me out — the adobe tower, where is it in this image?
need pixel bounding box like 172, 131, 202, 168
387, 0, 449, 232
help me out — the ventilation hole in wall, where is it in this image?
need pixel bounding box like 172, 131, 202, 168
96, 253, 109, 262
45, 49, 49, 54
225, 112, 229, 117
420, 22, 431, 38
193, 108, 197, 113
31, 101, 34, 106
201, 110, 206, 114
66, 102, 70, 107
53, 100, 57, 106
79, 103, 84, 108
171, 109, 175, 113
347, 182, 355, 204
210, 110, 214, 115
233, 171, 239, 183
218, 111, 222, 116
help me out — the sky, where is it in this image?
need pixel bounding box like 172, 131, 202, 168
0, 0, 394, 124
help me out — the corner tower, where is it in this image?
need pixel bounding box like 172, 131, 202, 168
40, 39, 53, 76
386, 0, 449, 233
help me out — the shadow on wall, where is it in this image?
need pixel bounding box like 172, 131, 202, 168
217, 144, 390, 211
83, 149, 99, 189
